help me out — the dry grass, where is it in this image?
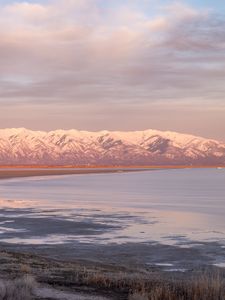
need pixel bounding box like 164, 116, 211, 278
49, 263, 225, 300
20, 264, 32, 274
0, 275, 36, 300
1, 270, 223, 300
129, 272, 225, 300
0, 250, 225, 300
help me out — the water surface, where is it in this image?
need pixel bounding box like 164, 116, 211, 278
0, 168, 225, 268
0, 168, 224, 244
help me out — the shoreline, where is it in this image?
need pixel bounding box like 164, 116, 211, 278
0, 164, 224, 169
0, 167, 153, 180
0, 167, 224, 298
0, 165, 224, 180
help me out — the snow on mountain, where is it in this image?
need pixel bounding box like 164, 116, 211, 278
0, 128, 224, 165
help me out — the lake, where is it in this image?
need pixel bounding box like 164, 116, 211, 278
0, 168, 225, 270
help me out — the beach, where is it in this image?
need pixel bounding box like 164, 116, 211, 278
0, 167, 145, 180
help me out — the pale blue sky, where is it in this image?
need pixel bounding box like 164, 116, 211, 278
2, 0, 224, 11
0, 0, 224, 140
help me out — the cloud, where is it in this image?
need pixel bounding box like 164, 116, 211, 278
0, 0, 224, 138
3, 2, 48, 23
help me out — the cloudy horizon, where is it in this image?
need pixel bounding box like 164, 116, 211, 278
0, 0, 224, 141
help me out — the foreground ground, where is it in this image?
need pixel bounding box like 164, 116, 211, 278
0, 249, 224, 300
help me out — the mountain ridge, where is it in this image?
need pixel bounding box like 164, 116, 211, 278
0, 128, 224, 166
1, 127, 223, 142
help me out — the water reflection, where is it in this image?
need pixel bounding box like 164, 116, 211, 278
0, 169, 224, 247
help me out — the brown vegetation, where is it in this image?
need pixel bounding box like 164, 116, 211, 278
0, 275, 35, 300
129, 272, 225, 300
0, 250, 224, 299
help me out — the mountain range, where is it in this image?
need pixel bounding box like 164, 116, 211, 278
0, 128, 224, 166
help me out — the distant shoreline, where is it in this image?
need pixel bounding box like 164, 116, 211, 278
0, 165, 223, 180
0, 168, 145, 180
0, 164, 224, 169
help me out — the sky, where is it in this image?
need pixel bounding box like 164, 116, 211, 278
0, 0, 225, 140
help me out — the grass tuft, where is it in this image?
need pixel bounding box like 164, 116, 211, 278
0, 275, 36, 300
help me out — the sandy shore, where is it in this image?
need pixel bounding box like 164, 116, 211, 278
0, 167, 147, 180
0, 165, 223, 180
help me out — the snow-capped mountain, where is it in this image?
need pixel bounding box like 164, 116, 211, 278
0, 128, 224, 166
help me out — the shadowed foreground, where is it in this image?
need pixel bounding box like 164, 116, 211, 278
0, 250, 224, 300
